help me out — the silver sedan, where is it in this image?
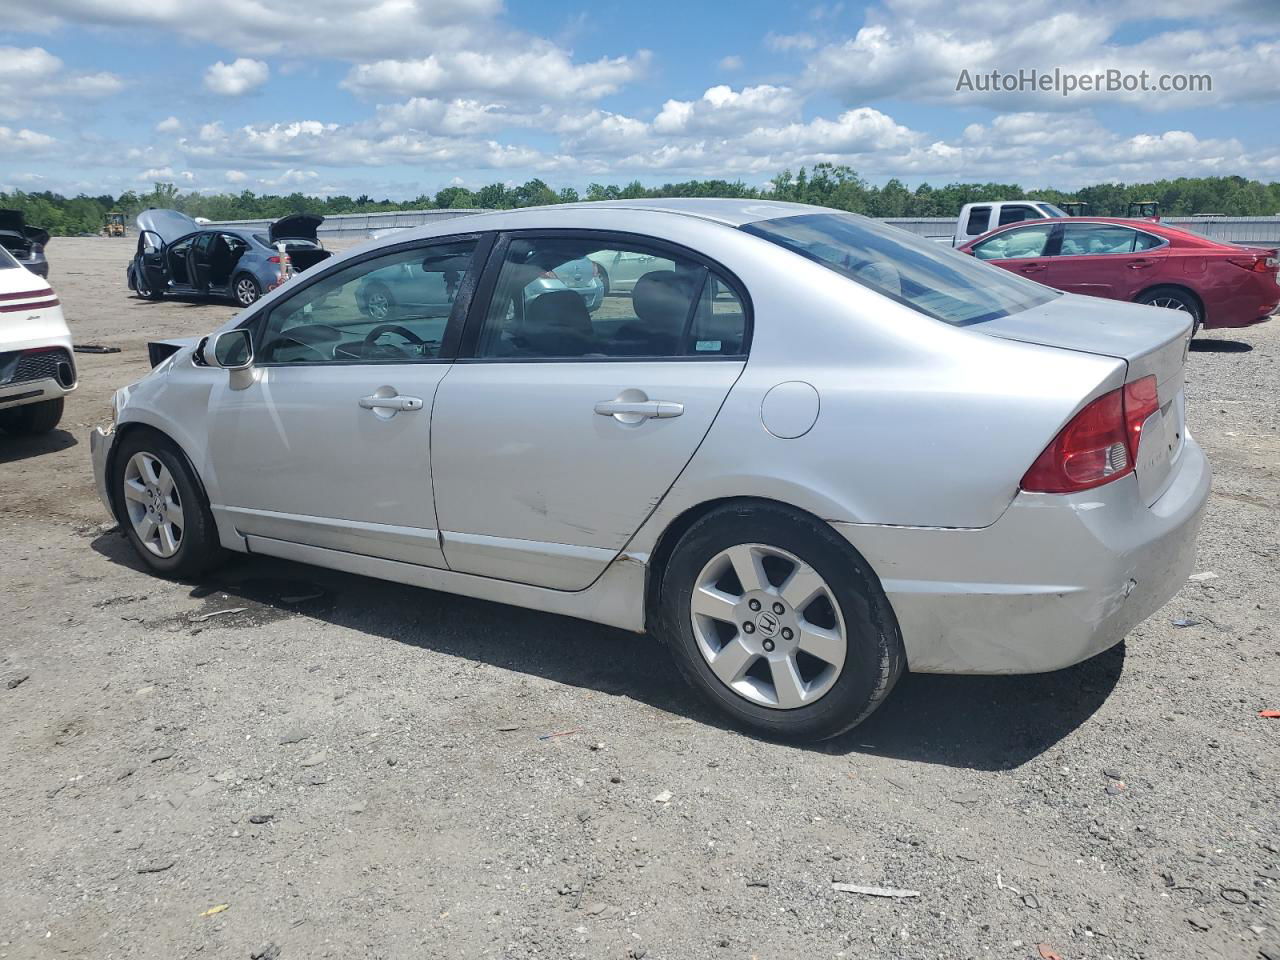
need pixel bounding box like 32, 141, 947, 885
90, 199, 1209, 740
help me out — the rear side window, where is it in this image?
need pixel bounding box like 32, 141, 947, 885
743, 212, 1055, 326
972, 224, 1055, 260
1060, 224, 1164, 256
964, 206, 991, 236
474, 236, 746, 359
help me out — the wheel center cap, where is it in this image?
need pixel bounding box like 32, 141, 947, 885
755, 611, 780, 638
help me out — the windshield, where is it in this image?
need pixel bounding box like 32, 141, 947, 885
1037, 203, 1068, 218
742, 212, 1057, 325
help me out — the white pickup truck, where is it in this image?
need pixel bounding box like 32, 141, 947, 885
949, 200, 1069, 246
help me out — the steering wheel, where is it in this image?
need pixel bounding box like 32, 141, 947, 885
362, 323, 426, 358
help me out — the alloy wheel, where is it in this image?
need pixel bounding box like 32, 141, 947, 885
367, 291, 391, 319
236, 277, 259, 306
1148, 297, 1189, 312
689, 543, 847, 709
122, 452, 185, 558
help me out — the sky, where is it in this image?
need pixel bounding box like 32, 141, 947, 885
1, 0, 1278, 200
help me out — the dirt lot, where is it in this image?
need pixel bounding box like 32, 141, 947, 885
1, 237, 1277, 960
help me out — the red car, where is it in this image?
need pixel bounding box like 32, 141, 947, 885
959, 217, 1279, 334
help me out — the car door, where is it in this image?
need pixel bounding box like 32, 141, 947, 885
134, 230, 169, 293
431, 231, 750, 591
189, 232, 216, 291
1046, 223, 1168, 299
970, 223, 1061, 281
204, 234, 489, 567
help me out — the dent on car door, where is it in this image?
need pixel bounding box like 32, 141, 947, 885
204, 235, 488, 567
430, 232, 750, 591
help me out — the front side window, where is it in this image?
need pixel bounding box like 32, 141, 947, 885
256, 238, 479, 363
744, 212, 1055, 326
971, 224, 1055, 261
474, 236, 746, 359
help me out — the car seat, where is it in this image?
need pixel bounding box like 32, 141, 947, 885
521, 290, 597, 356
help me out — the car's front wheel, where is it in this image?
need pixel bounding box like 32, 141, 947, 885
113, 429, 224, 578
658, 501, 904, 741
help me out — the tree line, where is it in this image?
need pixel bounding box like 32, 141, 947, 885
4, 167, 1279, 236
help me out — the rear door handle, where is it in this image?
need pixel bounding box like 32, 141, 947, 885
594, 399, 684, 421
359, 394, 423, 412
1128, 259, 1155, 269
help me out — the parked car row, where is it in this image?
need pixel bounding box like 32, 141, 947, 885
91, 198, 1208, 741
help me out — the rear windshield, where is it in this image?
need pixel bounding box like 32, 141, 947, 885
742, 212, 1056, 325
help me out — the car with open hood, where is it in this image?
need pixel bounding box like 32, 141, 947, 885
92, 198, 1208, 741
0, 244, 74, 435
127, 210, 332, 307
0, 209, 50, 279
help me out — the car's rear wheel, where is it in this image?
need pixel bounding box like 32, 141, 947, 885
0, 397, 64, 435
233, 273, 262, 307
113, 429, 224, 578
595, 263, 611, 296
658, 501, 904, 741
1138, 286, 1202, 336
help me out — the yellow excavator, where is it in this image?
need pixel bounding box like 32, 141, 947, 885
104, 211, 126, 238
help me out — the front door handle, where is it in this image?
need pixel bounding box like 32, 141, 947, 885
359, 394, 423, 412
1019, 263, 1047, 273
594, 399, 684, 422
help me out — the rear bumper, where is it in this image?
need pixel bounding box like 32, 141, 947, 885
0, 375, 74, 410
837, 435, 1211, 674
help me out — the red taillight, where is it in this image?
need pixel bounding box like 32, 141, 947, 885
1021, 375, 1159, 494
1226, 256, 1270, 273
268, 256, 282, 263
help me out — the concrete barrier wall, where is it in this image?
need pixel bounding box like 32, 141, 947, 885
208, 209, 1280, 246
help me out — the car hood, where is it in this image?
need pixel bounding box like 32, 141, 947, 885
270, 213, 323, 243
136, 209, 199, 245
977, 291, 1190, 386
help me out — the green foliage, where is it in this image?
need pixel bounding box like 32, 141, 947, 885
6, 173, 1280, 236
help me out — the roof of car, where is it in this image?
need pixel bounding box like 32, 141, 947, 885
960, 216, 1209, 248
450, 197, 834, 228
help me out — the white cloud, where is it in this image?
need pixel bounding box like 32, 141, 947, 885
0, 125, 58, 154
766, 33, 818, 52
653, 85, 802, 135
155, 115, 181, 133
225, 170, 248, 183
0, 46, 123, 117
718, 55, 743, 71
796, 0, 1280, 110
343, 47, 650, 101
203, 58, 270, 96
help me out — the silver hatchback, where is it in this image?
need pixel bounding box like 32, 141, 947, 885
91, 199, 1209, 740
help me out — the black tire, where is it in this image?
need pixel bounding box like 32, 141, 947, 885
112, 428, 225, 578
595, 263, 611, 297
0, 397, 63, 435
1137, 286, 1201, 336
657, 501, 905, 741
232, 273, 262, 308
134, 270, 163, 301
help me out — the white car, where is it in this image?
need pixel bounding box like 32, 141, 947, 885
0, 244, 75, 435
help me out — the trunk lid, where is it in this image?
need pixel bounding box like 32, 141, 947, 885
979, 292, 1193, 506
0, 209, 26, 235
270, 213, 323, 244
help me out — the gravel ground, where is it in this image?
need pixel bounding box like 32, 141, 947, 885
1, 237, 1277, 960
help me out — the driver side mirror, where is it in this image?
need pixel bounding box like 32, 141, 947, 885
203, 329, 254, 370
